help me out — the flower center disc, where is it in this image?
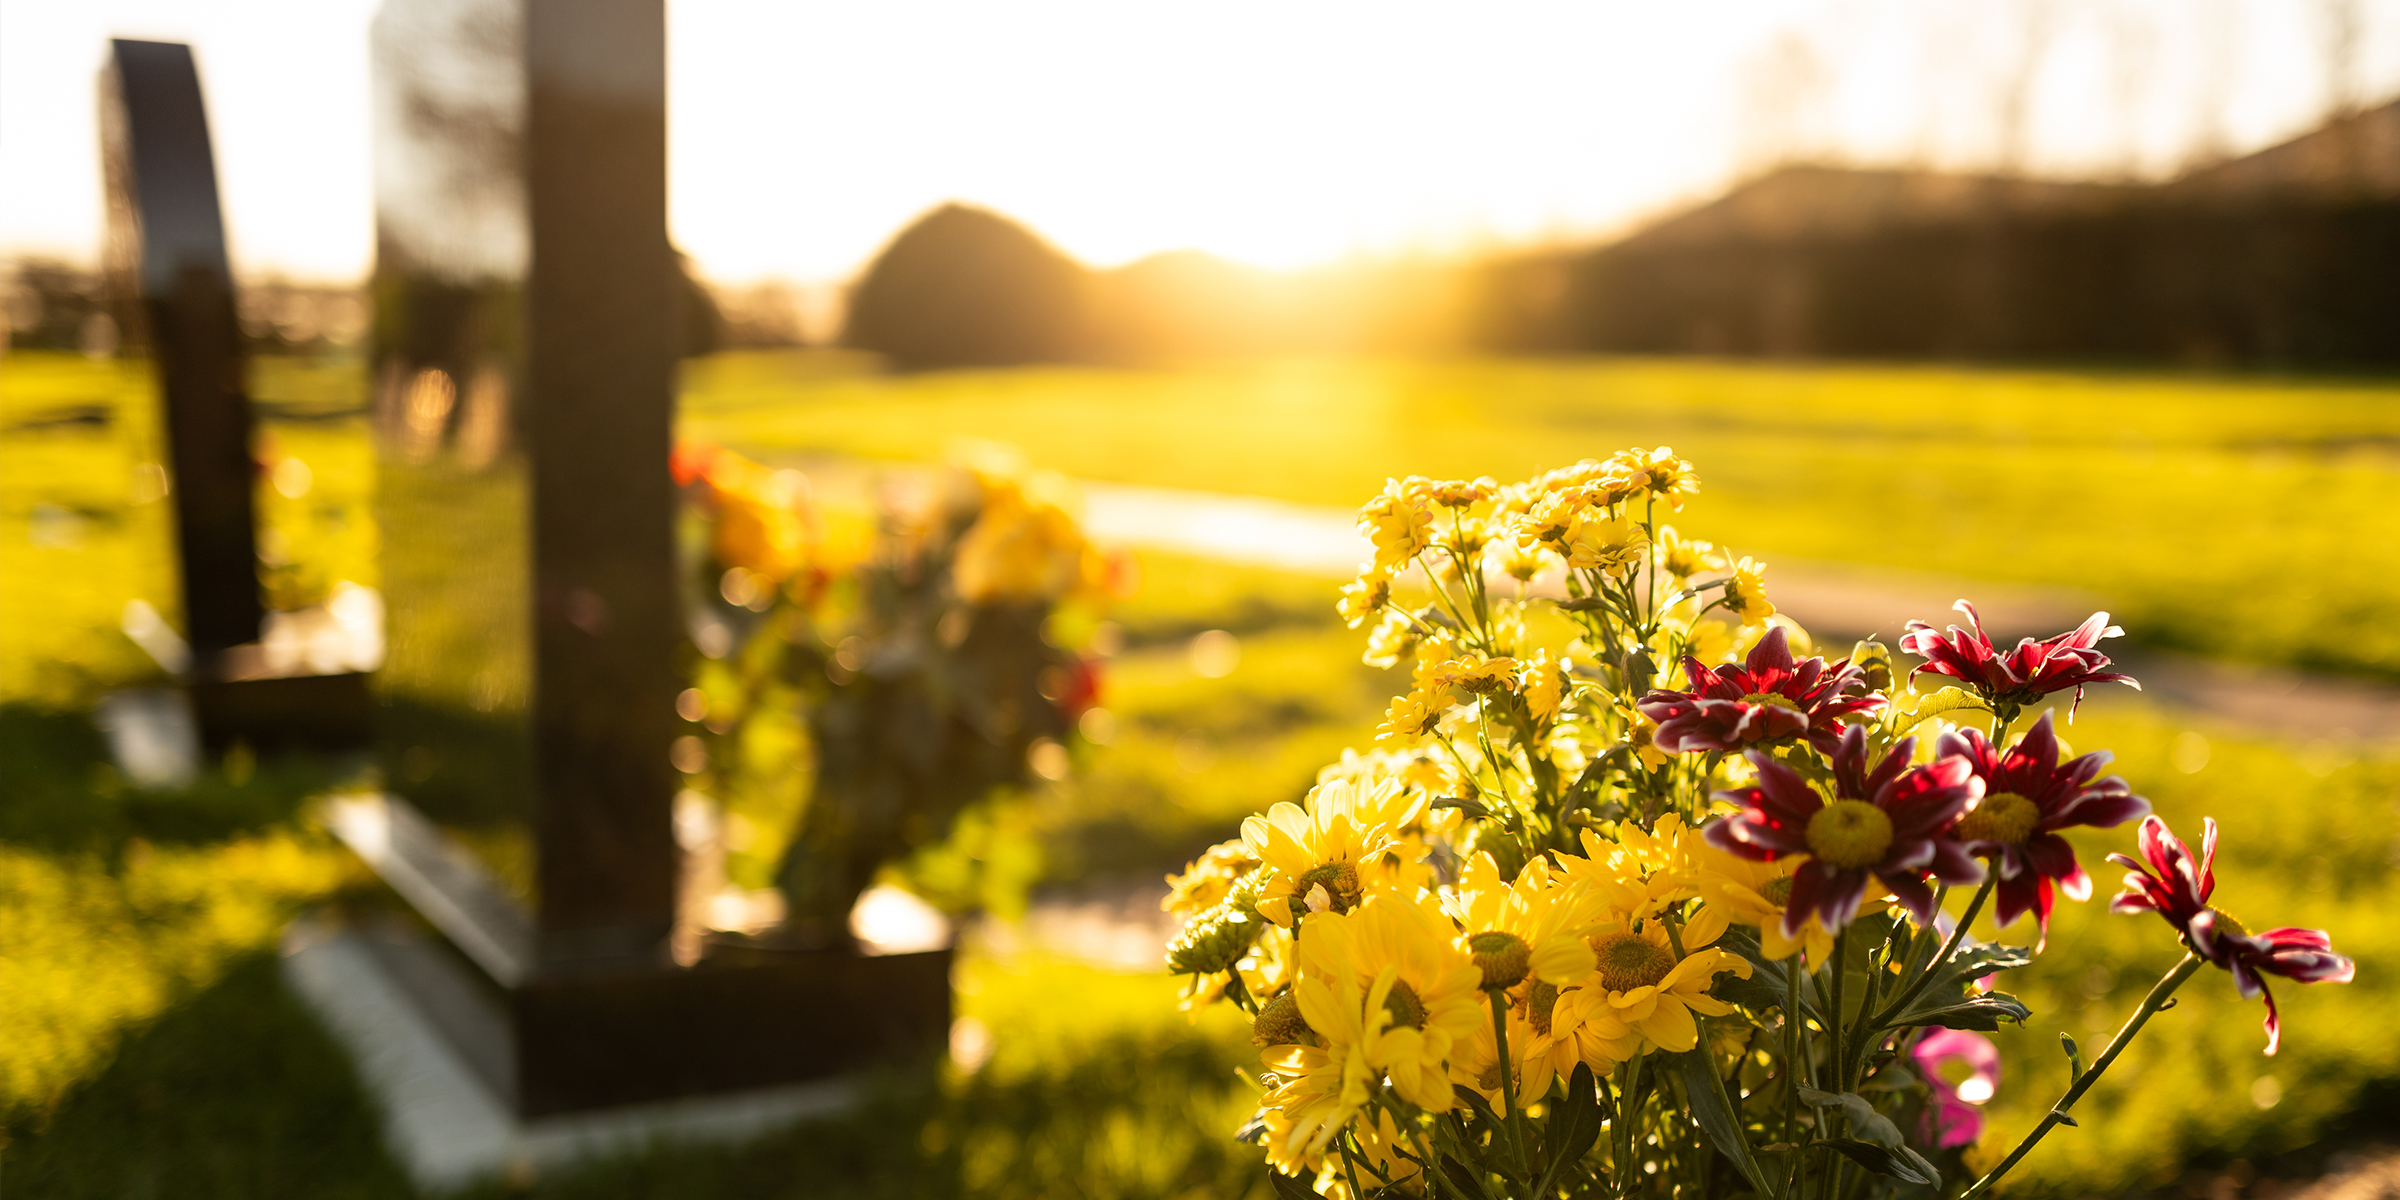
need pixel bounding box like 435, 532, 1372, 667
1523, 980, 1559, 1037
1954, 792, 2041, 846
1252, 991, 1315, 1047
1300, 862, 1363, 914
1381, 978, 1427, 1030
1468, 930, 1533, 990
1760, 875, 1795, 907
1591, 931, 1677, 992
2209, 909, 2250, 939
1805, 800, 1894, 869
1739, 691, 1801, 712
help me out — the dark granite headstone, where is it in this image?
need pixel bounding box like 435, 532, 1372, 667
353, 0, 947, 1119
101, 40, 372, 753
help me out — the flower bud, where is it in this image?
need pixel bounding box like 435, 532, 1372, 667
1252, 991, 1317, 1047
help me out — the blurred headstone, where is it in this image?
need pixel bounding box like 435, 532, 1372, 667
99, 40, 374, 756
305, 1, 947, 1175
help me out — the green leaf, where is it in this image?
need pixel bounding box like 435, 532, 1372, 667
1534, 1063, 1606, 1199
1891, 686, 1987, 735
1431, 796, 1494, 821
1902, 990, 2032, 1031
1715, 926, 1823, 1023
1451, 1080, 1504, 1133
1820, 1138, 1942, 1187
1675, 1041, 1774, 1197
1794, 1087, 1905, 1150
1269, 1168, 1320, 1200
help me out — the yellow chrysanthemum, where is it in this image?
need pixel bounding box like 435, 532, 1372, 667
1359, 477, 1436, 570
1606, 446, 1700, 510
1721, 556, 1774, 625
1375, 688, 1448, 743
1560, 512, 1648, 574
1294, 891, 1486, 1113
1443, 853, 1602, 991
1519, 973, 1639, 1094
1243, 778, 1405, 927
1336, 566, 1393, 628
1361, 610, 1421, 669
1557, 823, 1727, 943
1652, 524, 1726, 580
1579, 922, 1751, 1054
1258, 1040, 1374, 1178
1162, 837, 1259, 922
1692, 843, 1839, 965
1517, 650, 1563, 724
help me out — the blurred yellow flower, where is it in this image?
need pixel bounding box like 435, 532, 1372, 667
1654, 524, 1727, 580
1162, 837, 1258, 922
951, 471, 1099, 605
1336, 566, 1392, 628
1607, 446, 1701, 511
1359, 477, 1436, 570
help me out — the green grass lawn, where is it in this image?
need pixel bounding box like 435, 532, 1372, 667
5, 348, 2400, 1195
685, 351, 2400, 683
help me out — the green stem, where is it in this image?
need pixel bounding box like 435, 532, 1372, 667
1868, 875, 1996, 1030
1490, 989, 1529, 1178
1405, 1115, 1478, 1200
1958, 953, 2205, 1200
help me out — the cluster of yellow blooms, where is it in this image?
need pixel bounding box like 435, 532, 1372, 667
1164, 445, 2356, 1200
1168, 448, 1836, 1194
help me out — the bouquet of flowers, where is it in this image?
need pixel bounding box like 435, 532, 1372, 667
1163, 448, 2354, 1199
675, 443, 1120, 945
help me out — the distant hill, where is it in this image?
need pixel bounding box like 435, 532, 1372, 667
838, 100, 2400, 370
841, 204, 1092, 369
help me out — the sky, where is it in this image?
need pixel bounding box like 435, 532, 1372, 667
4, 0, 2398, 286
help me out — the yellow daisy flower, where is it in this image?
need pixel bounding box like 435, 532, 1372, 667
1162, 837, 1258, 922
1652, 524, 1726, 580
1359, 477, 1436, 570
1582, 921, 1751, 1054
1375, 688, 1448, 743
1258, 1040, 1374, 1179
1444, 853, 1602, 991
1606, 446, 1701, 510
1336, 566, 1393, 628
1692, 843, 1842, 965
1519, 973, 1639, 1095
1721, 556, 1775, 625
1560, 512, 1648, 574
1242, 778, 1404, 927
1361, 610, 1422, 669
1295, 891, 1486, 1113
1517, 650, 1564, 724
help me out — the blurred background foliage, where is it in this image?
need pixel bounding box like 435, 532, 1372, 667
3, 345, 2398, 1196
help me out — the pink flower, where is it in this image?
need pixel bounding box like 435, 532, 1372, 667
1936, 712, 2151, 945
1900, 601, 2139, 717
1912, 1029, 2000, 1149
2110, 816, 2356, 1055
1703, 726, 1984, 937
1637, 625, 1886, 757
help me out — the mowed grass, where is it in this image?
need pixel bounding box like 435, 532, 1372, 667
685, 351, 2400, 682
5, 349, 2400, 1194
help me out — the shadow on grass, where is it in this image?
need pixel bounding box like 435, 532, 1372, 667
1, 954, 413, 1199
0, 703, 354, 854
4, 948, 1267, 1200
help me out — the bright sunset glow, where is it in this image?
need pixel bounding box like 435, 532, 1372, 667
3, 0, 2397, 285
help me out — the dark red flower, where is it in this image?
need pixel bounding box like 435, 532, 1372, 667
2111, 815, 2355, 1055
2106, 813, 2214, 931
1638, 625, 1886, 757
1704, 725, 1984, 937
1936, 711, 2151, 944
1900, 601, 2139, 716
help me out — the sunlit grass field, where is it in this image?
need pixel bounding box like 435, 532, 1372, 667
3, 349, 2398, 1195
686, 351, 2400, 682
